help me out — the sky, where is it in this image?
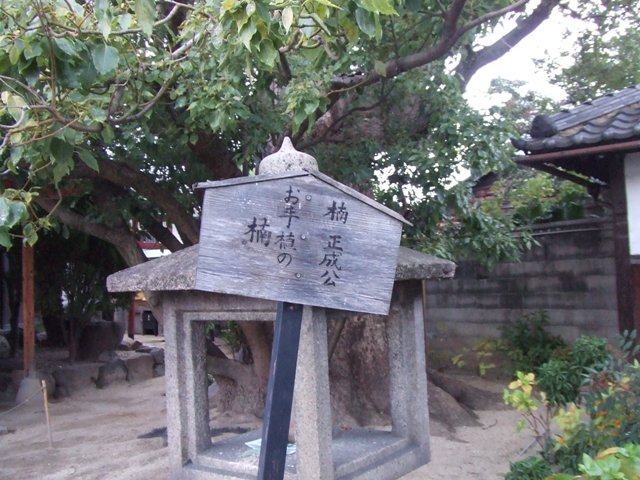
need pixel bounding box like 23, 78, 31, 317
464, 8, 582, 111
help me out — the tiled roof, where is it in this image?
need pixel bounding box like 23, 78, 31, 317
512, 85, 640, 153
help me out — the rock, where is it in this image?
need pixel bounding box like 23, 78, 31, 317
135, 346, 152, 354
76, 320, 125, 362
95, 359, 128, 389
121, 352, 154, 383
97, 350, 119, 363
0, 371, 16, 403
427, 380, 480, 430
118, 337, 142, 351
0, 424, 15, 435
0, 335, 10, 359
149, 348, 164, 366
15, 376, 43, 406
153, 364, 165, 378
38, 371, 56, 399
52, 363, 101, 398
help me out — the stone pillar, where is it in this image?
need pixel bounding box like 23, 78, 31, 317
164, 293, 211, 479
387, 281, 430, 453
293, 306, 334, 480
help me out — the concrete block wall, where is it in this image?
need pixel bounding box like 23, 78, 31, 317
425, 218, 619, 345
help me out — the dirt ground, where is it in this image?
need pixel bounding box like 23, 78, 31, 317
0, 368, 535, 480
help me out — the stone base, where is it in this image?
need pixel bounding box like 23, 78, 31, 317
180, 428, 428, 480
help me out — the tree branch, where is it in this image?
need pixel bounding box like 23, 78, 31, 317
89, 157, 200, 245
456, 0, 559, 85
35, 196, 146, 267
330, 0, 540, 92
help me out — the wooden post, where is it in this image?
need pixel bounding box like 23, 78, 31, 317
257, 301, 303, 480
128, 295, 136, 339
41, 379, 53, 448
610, 157, 634, 334
22, 243, 35, 378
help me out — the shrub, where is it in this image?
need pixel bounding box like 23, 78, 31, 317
536, 359, 581, 406
570, 336, 609, 370
545, 333, 640, 473
547, 443, 640, 479
500, 311, 566, 375
536, 336, 610, 407
503, 333, 632, 477
505, 456, 552, 480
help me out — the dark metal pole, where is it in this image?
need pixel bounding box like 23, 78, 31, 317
257, 301, 303, 480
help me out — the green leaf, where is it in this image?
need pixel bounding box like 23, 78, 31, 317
53, 38, 80, 59
282, 6, 293, 33
78, 149, 100, 172
101, 124, 115, 144
91, 44, 120, 75
52, 161, 73, 184
23, 222, 38, 247
314, 0, 341, 8
119, 13, 133, 30
309, 13, 330, 35
341, 17, 359, 44
22, 39, 43, 60
50, 138, 74, 164
2, 91, 28, 122
94, 0, 113, 38
374, 60, 387, 77
238, 22, 257, 50
9, 40, 23, 65
257, 40, 278, 67
0, 198, 27, 229
360, 0, 397, 15
135, 0, 157, 37
355, 8, 376, 37
0, 229, 12, 249
78, 61, 98, 89
222, 0, 237, 11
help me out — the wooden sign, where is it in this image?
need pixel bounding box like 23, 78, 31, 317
195, 170, 409, 315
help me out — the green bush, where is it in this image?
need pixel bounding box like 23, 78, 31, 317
500, 311, 566, 375
571, 336, 610, 371
537, 359, 582, 406
545, 334, 640, 473
503, 333, 635, 478
547, 443, 640, 479
505, 456, 552, 480
537, 336, 611, 407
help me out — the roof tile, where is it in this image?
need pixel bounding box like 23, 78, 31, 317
513, 85, 640, 153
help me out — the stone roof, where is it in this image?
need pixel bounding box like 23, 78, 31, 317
107, 245, 455, 293
512, 84, 640, 153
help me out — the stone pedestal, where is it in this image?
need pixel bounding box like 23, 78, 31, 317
107, 245, 455, 480
162, 282, 429, 480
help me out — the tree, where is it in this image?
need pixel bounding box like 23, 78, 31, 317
35, 228, 128, 360
0, 0, 566, 413
538, 0, 640, 103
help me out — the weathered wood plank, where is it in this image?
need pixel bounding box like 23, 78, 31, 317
195, 175, 403, 314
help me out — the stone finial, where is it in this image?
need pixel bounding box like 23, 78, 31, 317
258, 137, 318, 175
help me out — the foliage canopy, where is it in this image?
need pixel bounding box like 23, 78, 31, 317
0, 0, 614, 270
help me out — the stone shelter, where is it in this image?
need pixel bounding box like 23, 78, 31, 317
107, 244, 454, 479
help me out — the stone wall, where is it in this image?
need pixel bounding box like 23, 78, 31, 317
425, 218, 619, 346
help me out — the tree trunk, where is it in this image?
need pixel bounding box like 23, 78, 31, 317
205, 321, 272, 417
2, 248, 22, 357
